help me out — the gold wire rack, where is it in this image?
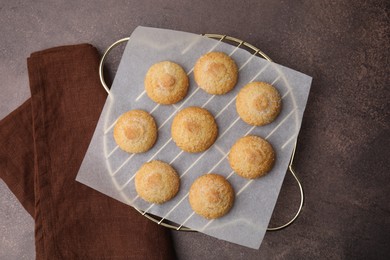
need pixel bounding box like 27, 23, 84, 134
98, 34, 304, 232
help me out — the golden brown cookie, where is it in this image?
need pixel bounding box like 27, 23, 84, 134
171, 107, 218, 153
113, 110, 157, 153
194, 52, 238, 95
236, 81, 282, 126
145, 61, 189, 104
228, 135, 275, 179
135, 160, 180, 204
189, 173, 234, 219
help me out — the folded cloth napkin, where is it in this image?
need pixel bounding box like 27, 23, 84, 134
0, 44, 176, 259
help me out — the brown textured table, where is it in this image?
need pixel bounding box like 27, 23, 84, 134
1, 1, 389, 259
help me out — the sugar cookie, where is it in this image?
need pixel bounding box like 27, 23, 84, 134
228, 135, 275, 179
113, 110, 157, 153
189, 173, 234, 219
145, 61, 189, 104
194, 52, 238, 95
135, 160, 180, 204
171, 107, 218, 153
236, 81, 281, 126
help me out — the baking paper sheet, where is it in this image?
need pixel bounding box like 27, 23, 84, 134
76, 26, 312, 249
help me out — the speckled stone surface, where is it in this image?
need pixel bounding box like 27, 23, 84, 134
0, 1, 389, 259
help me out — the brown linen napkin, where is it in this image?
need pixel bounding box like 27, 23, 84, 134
0, 44, 176, 259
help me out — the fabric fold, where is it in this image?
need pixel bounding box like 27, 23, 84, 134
0, 44, 176, 259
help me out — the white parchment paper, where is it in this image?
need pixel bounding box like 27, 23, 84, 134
76, 26, 312, 249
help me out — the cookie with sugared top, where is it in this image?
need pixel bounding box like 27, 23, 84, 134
236, 81, 281, 126
171, 106, 218, 153
135, 160, 180, 204
228, 135, 275, 179
145, 61, 189, 104
189, 173, 234, 219
194, 52, 238, 95
113, 110, 157, 153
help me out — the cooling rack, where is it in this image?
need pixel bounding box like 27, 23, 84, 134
98, 34, 304, 232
